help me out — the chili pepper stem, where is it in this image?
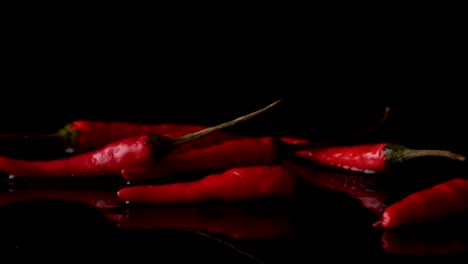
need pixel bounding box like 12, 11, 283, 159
403, 149, 466, 161
170, 99, 281, 147
390, 146, 466, 162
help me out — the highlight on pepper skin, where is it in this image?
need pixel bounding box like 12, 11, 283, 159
117, 165, 298, 205
378, 177, 468, 229
0, 99, 282, 179
121, 136, 280, 183
291, 143, 466, 175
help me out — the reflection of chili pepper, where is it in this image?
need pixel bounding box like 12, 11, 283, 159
293, 143, 466, 174
282, 160, 389, 214
117, 165, 297, 204
107, 202, 293, 239
0, 187, 122, 210
378, 177, 468, 229
382, 224, 468, 256
122, 136, 279, 183
0, 100, 280, 179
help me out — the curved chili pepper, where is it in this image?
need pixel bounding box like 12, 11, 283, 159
122, 136, 279, 183
0, 100, 281, 179
68, 121, 244, 154
117, 165, 297, 204
377, 177, 468, 229
106, 202, 293, 239
293, 143, 466, 174
282, 160, 390, 215
0, 121, 238, 156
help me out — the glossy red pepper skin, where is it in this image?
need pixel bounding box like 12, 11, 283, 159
0, 100, 282, 179
117, 165, 298, 204
380, 177, 468, 229
282, 160, 389, 214
0, 122, 237, 160
293, 143, 466, 174
57, 99, 282, 155
63, 121, 235, 154
295, 143, 388, 174
0, 135, 156, 178
122, 136, 279, 183
1, 134, 278, 180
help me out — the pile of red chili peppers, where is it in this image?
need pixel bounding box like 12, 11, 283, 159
0, 99, 467, 234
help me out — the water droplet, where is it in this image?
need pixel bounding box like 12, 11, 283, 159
126, 181, 131, 185
125, 200, 130, 204
65, 147, 75, 154
8, 175, 15, 180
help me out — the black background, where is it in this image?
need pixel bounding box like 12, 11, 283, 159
1, 13, 466, 149
0, 10, 467, 263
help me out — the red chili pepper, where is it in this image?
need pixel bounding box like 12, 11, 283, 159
69, 121, 242, 154
0, 121, 237, 155
0, 100, 281, 179
121, 136, 279, 183
106, 203, 293, 239
117, 165, 297, 204
282, 160, 389, 214
293, 143, 466, 174
378, 177, 468, 229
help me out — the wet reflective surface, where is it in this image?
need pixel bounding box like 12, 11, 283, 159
0, 153, 467, 262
